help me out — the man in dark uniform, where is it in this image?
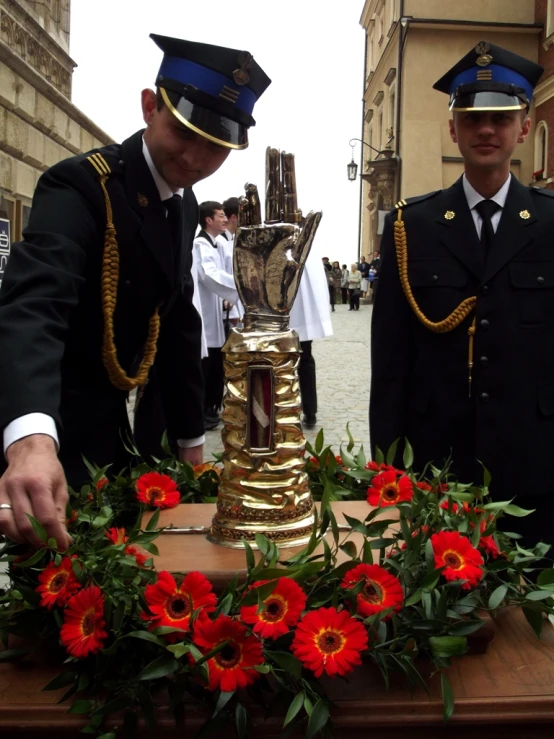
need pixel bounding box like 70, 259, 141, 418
370, 41, 554, 550
0, 34, 270, 549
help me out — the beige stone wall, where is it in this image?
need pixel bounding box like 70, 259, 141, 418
400, 28, 538, 197
404, 0, 535, 25
0, 60, 110, 202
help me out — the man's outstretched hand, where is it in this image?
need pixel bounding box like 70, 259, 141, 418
0, 434, 71, 550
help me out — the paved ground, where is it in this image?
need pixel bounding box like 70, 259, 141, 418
204, 301, 372, 460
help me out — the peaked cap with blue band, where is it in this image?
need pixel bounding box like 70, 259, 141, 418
433, 41, 543, 112
150, 34, 271, 150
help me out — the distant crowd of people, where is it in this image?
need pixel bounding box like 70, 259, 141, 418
321, 254, 380, 311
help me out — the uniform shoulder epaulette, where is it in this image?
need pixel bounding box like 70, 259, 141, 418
393, 190, 441, 211
79, 145, 121, 180
531, 186, 554, 198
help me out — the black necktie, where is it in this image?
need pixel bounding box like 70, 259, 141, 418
164, 193, 182, 249
475, 199, 500, 259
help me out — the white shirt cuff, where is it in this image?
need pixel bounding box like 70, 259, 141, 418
177, 435, 205, 449
3, 413, 59, 455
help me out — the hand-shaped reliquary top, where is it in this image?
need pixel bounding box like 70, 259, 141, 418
235, 148, 322, 327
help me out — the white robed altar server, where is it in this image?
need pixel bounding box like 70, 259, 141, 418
290, 252, 333, 428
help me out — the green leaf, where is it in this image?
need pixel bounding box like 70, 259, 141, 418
25, 514, 48, 544
213, 691, 234, 717
255, 534, 270, 557
267, 650, 302, 679
284, 691, 306, 727
314, 428, 324, 454
503, 505, 534, 518
339, 541, 358, 559
537, 569, 554, 587
525, 590, 554, 602
235, 702, 247, 739
243, 539, 255, 571
403, 439, 414, 469
145, 508, 161, 531
404, 589, 423, 607
306, 699, 329, 739
425, 538, 435, 571
42, 671, 77, 691
15, 548, 47, 568
441, 673, 455, 722
167, 643, 190, 659
362, 539, 373, 564
67, 699, 94, 715
385, 439, 399, 467
138, 654, 179, 681
342, 514, 367, 535
97, 734, 117, 739
522, 606, 543, 638
216, 592, 234, 617
429, 636, 468, 658
488, 584, 508, 610
345, 422, 356, 453
0, 648, 31, 662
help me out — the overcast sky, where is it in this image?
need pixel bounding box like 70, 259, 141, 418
69, 1, 366, 264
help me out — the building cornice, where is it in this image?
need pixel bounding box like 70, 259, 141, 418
534, 74, 554, 108
0, 42, 113, 144
404, 18, 541, 33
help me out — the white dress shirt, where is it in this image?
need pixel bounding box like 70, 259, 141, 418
4, 138, 204, 455
462, 173, 511, 237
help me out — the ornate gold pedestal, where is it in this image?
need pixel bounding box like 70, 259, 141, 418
208, 148, 322, 549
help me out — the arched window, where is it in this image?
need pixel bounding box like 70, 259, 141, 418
534, 121, 548, 178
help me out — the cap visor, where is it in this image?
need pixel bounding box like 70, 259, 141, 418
161, 88, 248, 150
451, 91, 527, 112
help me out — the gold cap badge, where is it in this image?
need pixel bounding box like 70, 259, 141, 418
475, 41, 493, 67
519, 210, 531, 220
444, 210, 456, 220
137, 193, 149, 208
233, 52, 253, 86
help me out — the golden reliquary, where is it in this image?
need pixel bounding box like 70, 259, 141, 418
208, 148, 322, 549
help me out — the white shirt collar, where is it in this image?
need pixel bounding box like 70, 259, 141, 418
142, 137, 183, 202
462, 173, 511, 211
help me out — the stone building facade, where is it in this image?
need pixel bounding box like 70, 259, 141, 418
358, 0, 541, 259
533, 0, 554, 189
0, 0, 112, 251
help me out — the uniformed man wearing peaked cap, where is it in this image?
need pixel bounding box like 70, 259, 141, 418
0, 35, 270, 549
370, 41, 554, 551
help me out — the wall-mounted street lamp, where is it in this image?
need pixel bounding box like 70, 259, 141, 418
347, 137, 383, 181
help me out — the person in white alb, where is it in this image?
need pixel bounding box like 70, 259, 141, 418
216, 196, 243, 331
290, 251, 333, 429
193, 201, 239, 430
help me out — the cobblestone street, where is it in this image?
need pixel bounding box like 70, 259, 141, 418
204, 301, 372, 461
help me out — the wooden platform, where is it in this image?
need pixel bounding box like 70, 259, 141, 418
1, 502, 554, 737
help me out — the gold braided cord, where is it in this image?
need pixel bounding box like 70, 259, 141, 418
98, 175, 160, 391
394, 208, 478, 396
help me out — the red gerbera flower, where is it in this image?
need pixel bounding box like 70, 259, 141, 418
106, 527, 128, 545
335, 455, 344, 467
291, 607, 368, 678
367, 469, 413, 507
36, 556, 81, 609
60, 585, 108, 658
191, 613, 264, 692
240, 578, 307, 639
365, 461, 399, 473
479, 535, 500, 559
440, 500, 459, 513
66, 509, 78, 526
136, 472, 180, 509
431, 531, 484, 590
416, 481, 432, 492
341, 564, 403, 619
96, 476, 108, 491
141, 571, 216, 638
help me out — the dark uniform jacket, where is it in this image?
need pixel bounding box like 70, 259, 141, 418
0, 130, 204, 485
370, 176, 554, 537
